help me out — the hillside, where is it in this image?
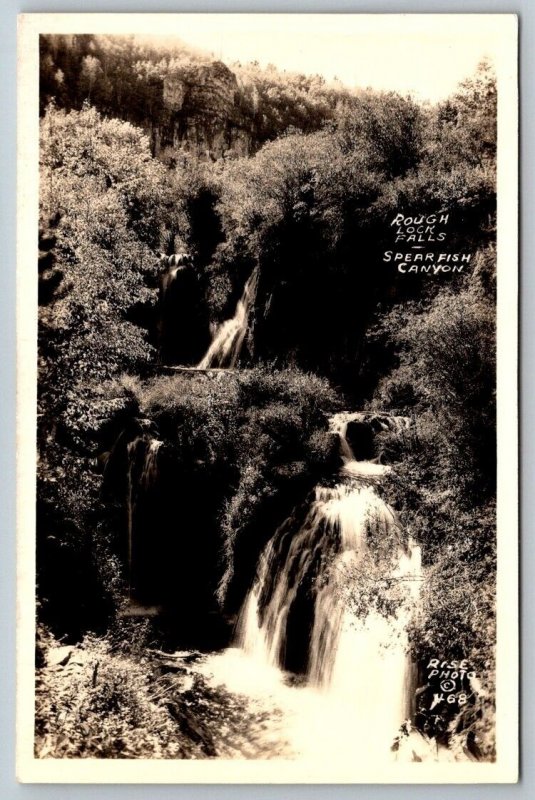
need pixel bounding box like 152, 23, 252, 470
40, 33, 414, 161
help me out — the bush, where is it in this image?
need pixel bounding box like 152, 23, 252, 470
35, 629, 191, 759
373, 280, 496, 499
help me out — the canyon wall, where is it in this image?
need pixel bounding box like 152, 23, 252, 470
154, 62, 254, 161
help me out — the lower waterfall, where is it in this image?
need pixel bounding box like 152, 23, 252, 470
201, 411, 424, 761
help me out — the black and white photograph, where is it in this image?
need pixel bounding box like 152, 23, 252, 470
16, 13, 518, 783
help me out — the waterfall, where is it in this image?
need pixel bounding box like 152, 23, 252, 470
329, 411, 410, 480
230, 411, 422, 757
198, 268, 259, 369
140, 438, 162, 489
126, 436, 162, 602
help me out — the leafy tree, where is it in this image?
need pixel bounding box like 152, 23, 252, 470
427, 59, 497, 171
38, 103, 181, 633
333, 89, 424, 177
80, 55, 103, 101
373, 277, 496, 499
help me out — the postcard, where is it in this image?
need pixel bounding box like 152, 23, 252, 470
17, 12, 518, 783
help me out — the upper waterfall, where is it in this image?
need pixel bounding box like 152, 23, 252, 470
198, 268, 259, 369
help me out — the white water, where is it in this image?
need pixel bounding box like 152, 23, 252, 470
329, 410, 410, 480
140, 438, 162, 488
202, 412, 424, 761
126, 437, 162, 603
198, 268, 259, 369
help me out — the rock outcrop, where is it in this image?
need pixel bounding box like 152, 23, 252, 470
155, 61, 253, 161
343, 412, 412, 463
158, 259, 210, 365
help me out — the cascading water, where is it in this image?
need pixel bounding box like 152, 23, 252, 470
198, 268, 259, 369
202, 410, 423, 761
141, 438, 162, 488
330, 410, 410, 480
126, 436, 162, 605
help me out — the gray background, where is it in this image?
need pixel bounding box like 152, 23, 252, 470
1, 0, 531, 796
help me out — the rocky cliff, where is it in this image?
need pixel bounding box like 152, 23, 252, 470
154, 61, 253, 161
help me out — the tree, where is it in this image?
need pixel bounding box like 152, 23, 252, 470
38, 104, 179, 633
80, 55, 103, 101
426, 59, 497, 172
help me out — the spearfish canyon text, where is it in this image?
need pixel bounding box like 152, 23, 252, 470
383, 251, 471, 274
384, 211, 472, 273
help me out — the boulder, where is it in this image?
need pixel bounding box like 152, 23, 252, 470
46, 645, 74, 668
181, 62, 239, 122
162, 76, 186, 112
345, 419, 376, 460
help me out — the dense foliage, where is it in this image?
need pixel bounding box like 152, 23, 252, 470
363, 268, 496, 756
38, 104, 174, 634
